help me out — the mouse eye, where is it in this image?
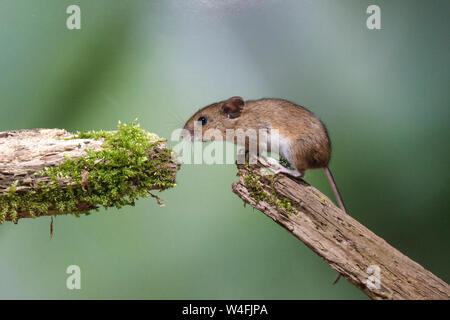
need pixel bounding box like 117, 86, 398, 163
198, 116, 208, 126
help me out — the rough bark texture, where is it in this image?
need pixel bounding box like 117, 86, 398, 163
0, 128, 178, 221
0, 129, 103, 194
232, 159, 450, 300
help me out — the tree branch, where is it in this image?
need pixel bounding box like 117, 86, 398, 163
232, 158, 450, 300
0, 125, 178, 223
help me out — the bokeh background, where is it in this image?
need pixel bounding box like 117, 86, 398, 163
0, 0, 448, 299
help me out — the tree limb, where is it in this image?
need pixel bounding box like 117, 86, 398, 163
0, 125, 178, 223
232, 158, 450, 300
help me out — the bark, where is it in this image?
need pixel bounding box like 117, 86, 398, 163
232, 159, 450, 300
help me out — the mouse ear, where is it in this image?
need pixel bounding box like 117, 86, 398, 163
222, 96, 245, 119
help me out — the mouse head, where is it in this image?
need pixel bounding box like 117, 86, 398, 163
182, 96, 245, 141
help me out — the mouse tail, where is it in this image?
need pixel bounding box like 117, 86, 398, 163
324, 166, 347, 213
324, 166, 347, 285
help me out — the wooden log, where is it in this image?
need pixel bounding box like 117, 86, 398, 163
0, 125, 178, 223
232, 159, 450, 300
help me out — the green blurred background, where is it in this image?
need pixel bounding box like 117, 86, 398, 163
0, 0, 448, 299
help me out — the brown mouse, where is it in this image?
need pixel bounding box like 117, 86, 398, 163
183, 96, 347, 214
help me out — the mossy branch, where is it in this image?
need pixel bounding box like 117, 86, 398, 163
232, 158, 450, 300
0, 122, 179, 223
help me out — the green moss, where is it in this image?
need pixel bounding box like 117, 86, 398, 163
279, 156, 294, 170
242, 168, 295, 216
316, 193, 329, 205
0, 121, 178, 224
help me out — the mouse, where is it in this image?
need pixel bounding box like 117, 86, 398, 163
183, 96, 347, 214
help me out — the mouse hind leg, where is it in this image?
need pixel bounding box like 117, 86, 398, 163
264, 157, 304, 178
